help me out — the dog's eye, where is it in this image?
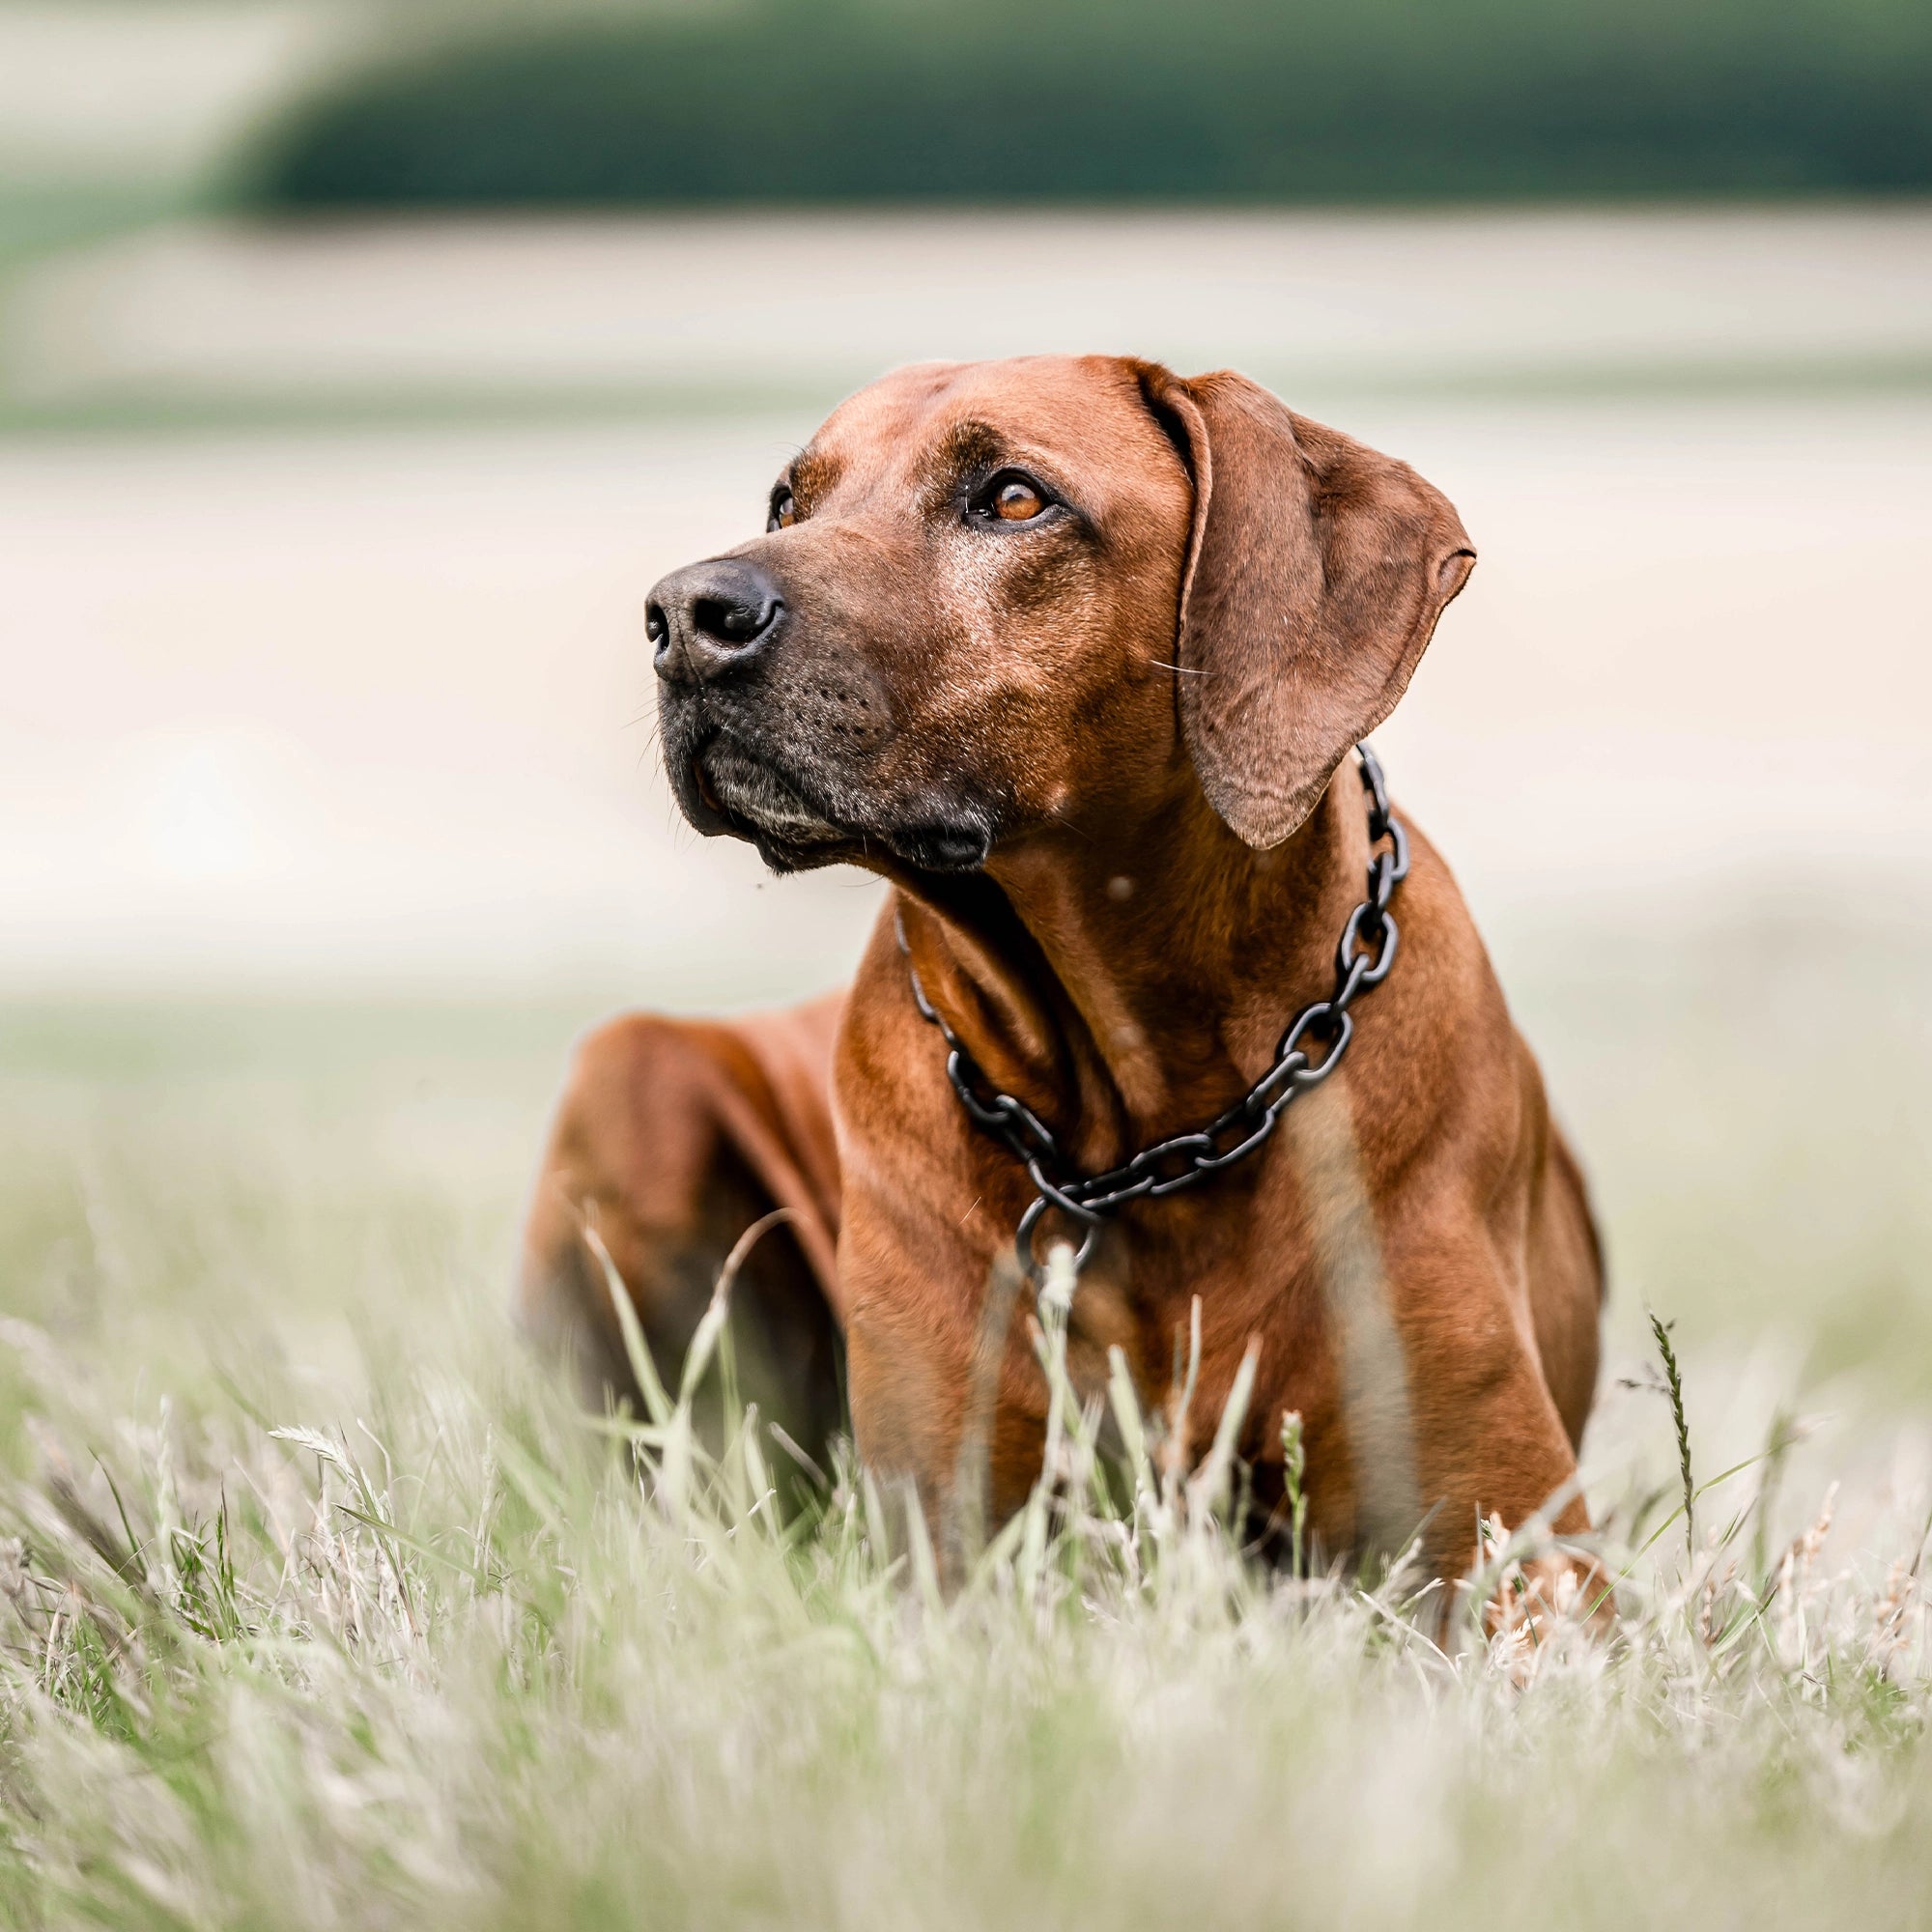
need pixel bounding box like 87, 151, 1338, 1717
972, 471, 1052, 526
768, 487, 798, 531
993, 479, 1045, 522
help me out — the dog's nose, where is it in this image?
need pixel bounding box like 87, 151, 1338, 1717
648, 559, 785, 684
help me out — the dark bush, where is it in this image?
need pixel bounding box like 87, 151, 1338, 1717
246, 0, 1932, 207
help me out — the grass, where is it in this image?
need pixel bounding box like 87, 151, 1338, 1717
2, 911, 1930, 1926
1, 1222, 1927, 1928
11, 352, 1932, 441
0, 182, 191, 278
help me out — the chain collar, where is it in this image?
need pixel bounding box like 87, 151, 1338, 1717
898, 743, 1408, 1285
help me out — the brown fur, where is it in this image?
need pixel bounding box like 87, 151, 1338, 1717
521, 355, 1605, 1589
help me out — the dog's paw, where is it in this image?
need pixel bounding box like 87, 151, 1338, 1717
1478, 1518, 1616, 1680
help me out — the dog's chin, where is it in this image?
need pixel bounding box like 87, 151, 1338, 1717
681, 736, 993, 879
686, 738, 849, 871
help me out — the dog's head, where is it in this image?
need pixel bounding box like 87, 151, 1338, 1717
650, 355, 1473, 876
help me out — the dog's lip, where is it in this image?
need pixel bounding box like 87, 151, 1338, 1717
693, 753, 725, 818
694, 729, 846, 845
680, 723, 989, 874
670, 722, 732, 835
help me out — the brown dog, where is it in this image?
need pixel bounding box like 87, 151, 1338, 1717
521, 355, 1603, 1588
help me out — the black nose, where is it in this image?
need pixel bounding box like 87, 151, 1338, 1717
648, 558, 785, 684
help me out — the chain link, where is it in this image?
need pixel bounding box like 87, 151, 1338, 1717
900, 743, 1408, 1283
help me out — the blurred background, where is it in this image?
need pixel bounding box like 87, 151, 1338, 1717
2, 1, 1929, 1448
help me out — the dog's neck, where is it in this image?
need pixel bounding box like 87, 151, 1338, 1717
895, 761, 1372, 1174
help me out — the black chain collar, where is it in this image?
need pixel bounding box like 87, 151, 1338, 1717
898, 743, 1408, 1285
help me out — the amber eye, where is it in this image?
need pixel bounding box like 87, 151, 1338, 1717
973, 470, 1052, 526
994, 480, 1044, 520
768, 487, 798, 531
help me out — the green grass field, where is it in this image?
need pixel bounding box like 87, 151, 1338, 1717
2, 897, 1930, 1926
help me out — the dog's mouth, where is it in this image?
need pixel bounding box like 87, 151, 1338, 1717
688, 731, 848, 852
674, 721, 997, 877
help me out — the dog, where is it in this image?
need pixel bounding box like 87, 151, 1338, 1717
520, 355, 1604, 1596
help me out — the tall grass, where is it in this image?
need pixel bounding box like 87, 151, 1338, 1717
3, 1236, 1928, 1930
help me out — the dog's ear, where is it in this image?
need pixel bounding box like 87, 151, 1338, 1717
1138, 364, 1475, 848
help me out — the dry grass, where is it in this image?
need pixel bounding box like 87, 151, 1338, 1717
1, 1254, 1928, 1930
1, 954, 1930, 1928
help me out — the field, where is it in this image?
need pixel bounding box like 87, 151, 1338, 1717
4, 204, 1932, 1924
2, 946, 1932, 1927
